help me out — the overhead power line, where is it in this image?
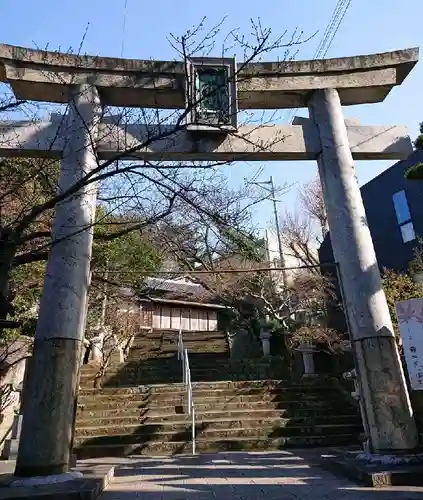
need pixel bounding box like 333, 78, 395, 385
120, 0, 128, 57
313, 0, 352, 59
105, 262, 338, 275
286, 0, 353, 124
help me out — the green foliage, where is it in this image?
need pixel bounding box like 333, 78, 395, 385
218, 227, 265, 263
92, 212, 162, 290
7, 207, 162, 333
8, 261, 45, 336
409, 239, 423, 276
405, 123, 423, 180
414, 122, 423, 150
404, 123, 423, 180
0, 329, 21, 345
405, 163, 423, 181
382, 268, 423, 336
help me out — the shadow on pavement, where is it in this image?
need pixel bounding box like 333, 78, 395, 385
89, 450, 423, 500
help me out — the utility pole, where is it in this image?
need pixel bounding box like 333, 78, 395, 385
252, 177, 287, 288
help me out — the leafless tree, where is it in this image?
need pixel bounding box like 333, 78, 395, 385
155, 200, 327, 329
277, 178, 344, 350
298, 178, 328, 240
86, 301, 139, 388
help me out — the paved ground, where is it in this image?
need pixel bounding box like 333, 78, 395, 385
85, 450, 423, 499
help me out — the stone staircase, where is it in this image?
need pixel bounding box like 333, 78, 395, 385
75, 329, 362, 458
80, 329, 287, 385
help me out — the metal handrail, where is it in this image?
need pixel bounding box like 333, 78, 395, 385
177, 329, 196, 455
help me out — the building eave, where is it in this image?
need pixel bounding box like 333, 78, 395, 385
138, 297, 229, 310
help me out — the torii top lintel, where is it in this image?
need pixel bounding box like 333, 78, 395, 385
0, 44, 418, 109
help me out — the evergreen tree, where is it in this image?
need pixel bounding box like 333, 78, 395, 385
405, 122, 423, 180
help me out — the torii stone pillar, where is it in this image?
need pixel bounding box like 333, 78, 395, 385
309, 88, 418, 453
14, 84, 101, 477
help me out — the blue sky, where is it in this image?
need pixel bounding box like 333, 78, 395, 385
2, 0, 422, 232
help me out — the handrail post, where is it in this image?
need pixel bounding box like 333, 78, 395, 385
177, 329, 182, 360
182, 348, 185, 384
192, 406, 196, 455
178, 332, 196, 455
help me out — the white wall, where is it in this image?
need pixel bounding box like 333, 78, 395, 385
152, 305, 219, 331
0, 358, 27, 455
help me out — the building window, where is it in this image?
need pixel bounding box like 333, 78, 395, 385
400, 222, 416, 243
392, 190, 416, 243
392, 190, 411, 224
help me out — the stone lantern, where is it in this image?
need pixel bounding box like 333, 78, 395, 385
259, 316, 273, 357
296, 343, 318, 378
185, 57, 238, 133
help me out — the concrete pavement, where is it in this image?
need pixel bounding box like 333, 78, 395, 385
84, 450, 423, 499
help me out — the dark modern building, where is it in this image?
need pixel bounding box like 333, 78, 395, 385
319, 149, 423, 273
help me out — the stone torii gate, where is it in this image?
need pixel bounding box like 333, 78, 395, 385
0, 44, 419, 477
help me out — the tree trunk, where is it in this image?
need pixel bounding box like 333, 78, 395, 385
0, 268, 10, 321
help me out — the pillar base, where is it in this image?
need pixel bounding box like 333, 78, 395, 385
354, 335, 418, 453
321, 448, 423, 488
12, 471, 83, 487
14, 338, 81, 478
356, 452, 423, 465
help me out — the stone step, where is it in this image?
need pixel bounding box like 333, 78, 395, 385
83, 356, 277, 367
79, 370, 337, 383
75, 421, 361, 442
129, 340, 228, 348
78, 393, 339, 406
81, 361, 261, 378
80, 370, 292, 386
77, 390, 341, 405
124, 355, 176, 362
80, 366, 233, 378
74, 372, 360, 458
80, 370, 262, 382
87, 354, 232, 367
134, 330, 227, 339
76, 414, 360, 430
130, 337, 227, 345
77, 397, 352, 415
80, 378, 323, 388
77, 399, 346, 415
81, 362, 281, 376
132, 336, 226, 343
76, 407, 355, 421
127, 349, 227, 356
77, 384, 341, 400
124, 354, 229, 363
77, 405, 349, 421
74, 432, 360, 458
127, 345, 227, 352
78, 379, 337, 394
124, 354, 229, 362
